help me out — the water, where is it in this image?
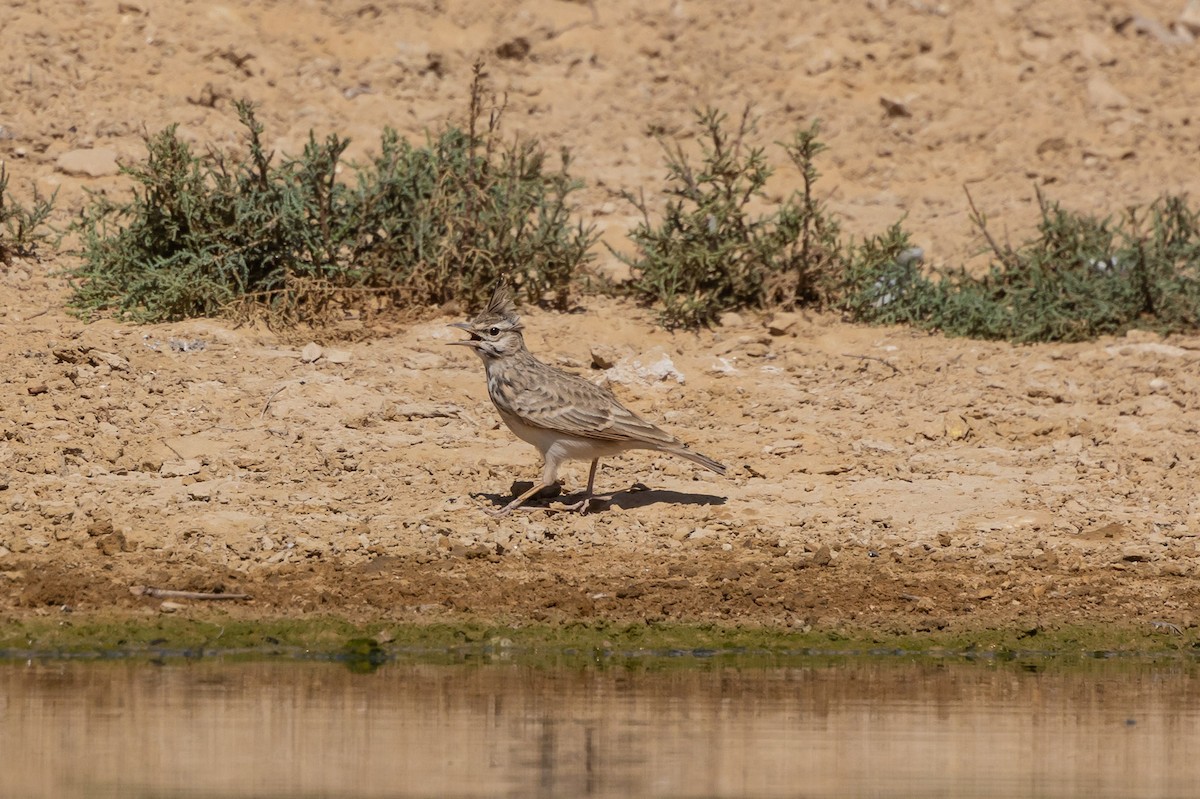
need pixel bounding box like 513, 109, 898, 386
2, 657, 1198, 798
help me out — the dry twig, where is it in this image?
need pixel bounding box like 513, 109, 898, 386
964, 184, 1019, 271
842, 353, 902, 376
260, 383, 292, 420
131, 585, 252, 601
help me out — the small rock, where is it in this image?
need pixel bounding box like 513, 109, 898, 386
1026, 381, 1064, 402
340, 412, 373, 430
1121, 14, 1185, 45
1036, 137, 1069, 158
495, 36, 531, 60
1182, 0, 1200, 35
160, 459, 202, 478
159, 600, 186, 613
707, 357, 737, 375
604, 351, 685, 385
96, 532, 129, 556
467, 543, 494, 559
1018, 36, 1052, 62
56, 148, 120, 177
590, 345, 618, 370
943, 413, 971, 440
718, 311, 745, 328
594, 257, 634, 285
139, 456, 165, 473
87, 514, 114, 537
811, 544, 833, 566
52, 346, 88, 364
712, 336, 763, 356
1087, 76, 1129, 110
325, 348, 352, 364
38, 501, 75, 522
616, 583, 645, 599
187, 483, 213, 501
879, 96, 912, 118
90, 350, 131, 372
1078, 31, 1116, 65
300, 342, 323, 363
805, 49, 834, 75
169, 338, 207, 353
1121, 547, 1152, 562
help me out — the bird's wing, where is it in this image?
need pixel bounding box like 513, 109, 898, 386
498, 369, 682, 447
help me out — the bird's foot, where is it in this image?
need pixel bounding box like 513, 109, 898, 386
547, 494, 612, 515
481, 482, 563, 517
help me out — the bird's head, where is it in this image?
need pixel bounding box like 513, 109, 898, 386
447, 284, 526, 361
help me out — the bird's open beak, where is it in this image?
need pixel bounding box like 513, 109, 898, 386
447, 322, 479, 347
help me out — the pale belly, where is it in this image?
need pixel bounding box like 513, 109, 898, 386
498, 409, 641, 462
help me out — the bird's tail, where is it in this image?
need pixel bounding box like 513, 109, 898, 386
670, 446, 727, 476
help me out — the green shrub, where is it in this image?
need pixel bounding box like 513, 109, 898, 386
617, 109, 845, 328
68, 65, 595, 324
832, 221, 931, 327
618, 106, 1200, 342
342, 88, 596, 314
843, 189, 1200, 342
0, 163, 55, 265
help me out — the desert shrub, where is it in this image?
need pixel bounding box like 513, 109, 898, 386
68, 65, 595, 324
833, 221, 933, 327
949, 190, 1200, 341
0, 163, 55, 264
70, 102, 344, 322
617, 108, 899, 328
342, 79, 595, 314
842, 189, 1200, 342
619, 106, 1200, 342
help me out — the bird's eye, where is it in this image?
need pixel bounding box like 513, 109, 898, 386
488, 327, 500, 336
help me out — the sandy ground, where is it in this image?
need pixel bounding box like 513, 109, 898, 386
2, 0, 1199, 637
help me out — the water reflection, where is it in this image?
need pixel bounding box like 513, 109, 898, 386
1, 657, 1198, 798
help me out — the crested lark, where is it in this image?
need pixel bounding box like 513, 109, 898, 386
449, 285, 726, 516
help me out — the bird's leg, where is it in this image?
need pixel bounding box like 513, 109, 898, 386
552, 459, 612, 514
486, 454, 564, 517
487, 480, 555, 517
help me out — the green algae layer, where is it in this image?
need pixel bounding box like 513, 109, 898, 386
1, 613, 1198, 667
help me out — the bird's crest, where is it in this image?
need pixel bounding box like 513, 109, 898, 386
473, 283, 522, 329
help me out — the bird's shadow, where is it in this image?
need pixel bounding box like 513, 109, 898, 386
472, 482, 726, 515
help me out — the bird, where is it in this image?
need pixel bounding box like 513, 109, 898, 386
448, 284, 726, 516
